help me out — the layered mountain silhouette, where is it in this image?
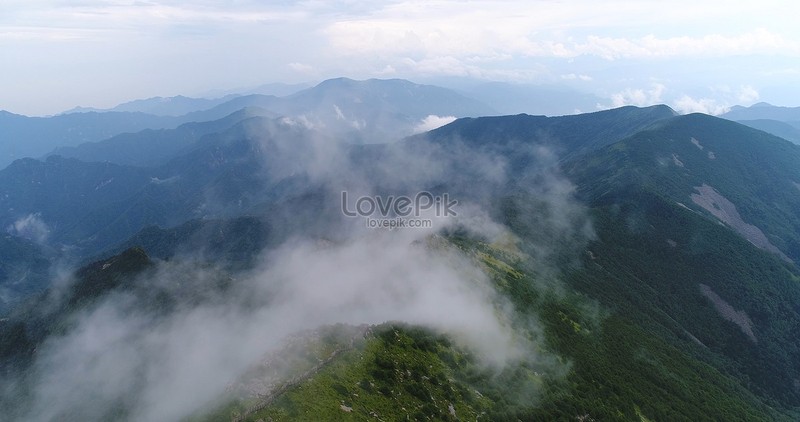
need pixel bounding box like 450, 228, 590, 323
1, 78, 495, 169
64, 94, 238, 117
722, 102, 800, 144
46, 107, 277, 167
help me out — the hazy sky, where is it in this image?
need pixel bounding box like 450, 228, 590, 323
2, 0, 799, 115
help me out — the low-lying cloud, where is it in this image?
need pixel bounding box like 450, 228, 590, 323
606, 83, 761, 115
413, 114, 457, 133
7, 213, 50, 244
17, 219, 525, 422
6, 122, 594, 421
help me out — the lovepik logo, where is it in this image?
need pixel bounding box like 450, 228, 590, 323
341, 191, 458, 219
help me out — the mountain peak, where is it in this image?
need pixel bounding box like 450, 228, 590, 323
314, 77, 358, 88
722, 101, 800, 121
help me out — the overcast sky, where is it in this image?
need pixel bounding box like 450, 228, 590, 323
2, 0, 799, 116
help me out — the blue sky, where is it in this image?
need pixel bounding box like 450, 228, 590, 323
2, 0, 799, 115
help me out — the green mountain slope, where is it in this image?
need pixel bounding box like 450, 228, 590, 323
737, 119, 800, 144
197, 232, 797, 421
571, 192, 800, 410
414, 104, 676, 161
0, 235, 52, 314
566, 113, 800, 263
559, 114, 800, 410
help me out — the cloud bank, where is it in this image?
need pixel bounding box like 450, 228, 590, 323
7, 213, 50, 244
5, 121, 594, 421
3, 1, 799, 115
413, 114, 457, 133
20, 228, 522, 421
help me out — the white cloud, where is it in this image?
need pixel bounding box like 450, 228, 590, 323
323, 2, 800, 61
20, 230, 527, 422
2, 0, 800, 114
279, 115, 317, 129
673, 95, 729, 115
573, 29, 800, 60
671, 85, 760, 115
7, 213, 50, 243
610, 83, 666, 107
376, 64, 397, 74
605, 83, 759, 115
413, 115, 457, 133
561, 73, 593, 81
737, 85, 760, 103
332, 104, 345, 120
288, 62, 314, 74
400, 56, 482, 77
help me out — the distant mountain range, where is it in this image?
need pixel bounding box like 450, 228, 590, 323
63, 95, 238, 117
172, 77, 496, 144
46, 107, 277, 167
0, 78, 495, 169
0, 110, 181, 169
721, 102, 800, 144
722, 102, 800, 121
61, 83, 311, 116
0, 78, 618, 170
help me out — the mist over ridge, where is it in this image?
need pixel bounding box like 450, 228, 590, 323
1, 96, 603, 420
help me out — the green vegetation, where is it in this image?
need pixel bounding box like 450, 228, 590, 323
204, 322, 551, 422
194, 222, 798, 421
0, 234, 52, 315
566, 114, 800, 262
